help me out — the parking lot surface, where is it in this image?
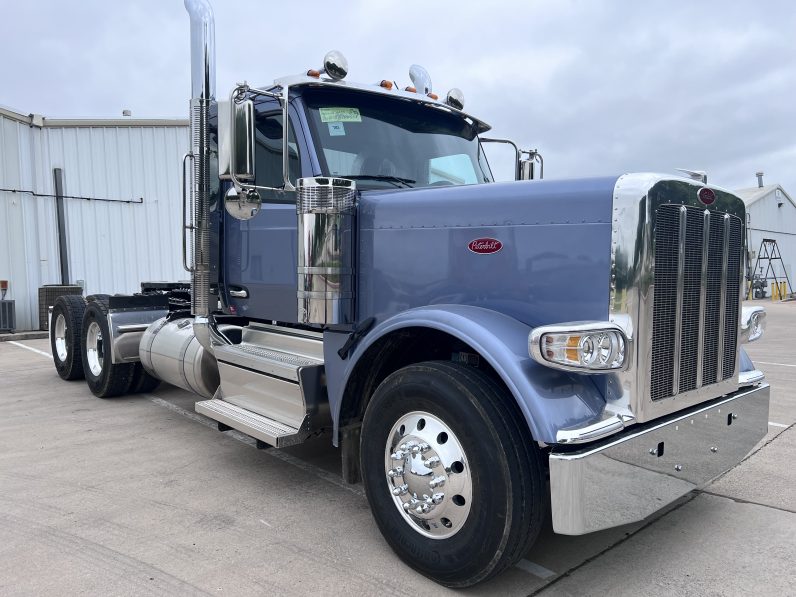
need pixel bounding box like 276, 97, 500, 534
0, 300, 794, 596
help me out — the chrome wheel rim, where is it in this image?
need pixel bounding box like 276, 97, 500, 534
85, 321, 104, 377
54, 314, 68, 362
384, 410, 473, 539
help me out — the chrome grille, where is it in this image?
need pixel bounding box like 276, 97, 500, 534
650, 205, 743, 401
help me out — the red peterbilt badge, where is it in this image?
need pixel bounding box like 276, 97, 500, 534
698, 187, 716, 206
468, 238, 503, 254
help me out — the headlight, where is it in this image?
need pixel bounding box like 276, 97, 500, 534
529, 322, 629, 373
740, 306, 766, 343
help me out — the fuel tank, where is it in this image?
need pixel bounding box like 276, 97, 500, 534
139, 317, 220, 399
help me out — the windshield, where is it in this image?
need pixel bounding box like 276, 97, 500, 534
302, 87, 493, 189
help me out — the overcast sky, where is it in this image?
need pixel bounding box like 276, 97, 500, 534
2, 0, 794, 192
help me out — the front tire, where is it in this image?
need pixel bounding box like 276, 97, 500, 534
81, 301, 135, 398
360, 361, 545, 588
51, 295, 87, 380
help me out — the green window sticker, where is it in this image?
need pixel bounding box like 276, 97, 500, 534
319, 107, 362, 123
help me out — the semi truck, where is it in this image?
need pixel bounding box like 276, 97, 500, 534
47, 0, 771, 587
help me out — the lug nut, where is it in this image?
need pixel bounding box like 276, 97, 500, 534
429, 475, 446, 489
414, 503, 430, 515
392, 484, 408, 496
388, 467, 404, 478
411, 442, 431, 455
431, 492, 445, 504
390, 450, 406, 461
423, 456, 441, 468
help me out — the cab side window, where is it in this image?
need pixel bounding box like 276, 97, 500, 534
254, 111, 301, 189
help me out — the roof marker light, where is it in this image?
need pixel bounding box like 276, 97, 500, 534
321, 50, 348, 81
379, 80, 394, 90
446, 88, 464, 110
404, 86, 417, 93
427, 92, 439, 100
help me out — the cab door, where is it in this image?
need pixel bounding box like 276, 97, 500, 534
222, 103, 313, 323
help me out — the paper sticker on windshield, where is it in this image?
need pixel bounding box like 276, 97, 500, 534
319, 107, 361, 123
328, 122, 346, 136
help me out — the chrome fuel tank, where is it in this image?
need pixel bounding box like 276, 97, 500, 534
139, 317, 220, 399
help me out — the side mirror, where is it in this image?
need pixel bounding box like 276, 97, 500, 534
218, 98, 260, 220
519, 159, 535, 181
520, 150, 544, 180
218, 98, 255, 182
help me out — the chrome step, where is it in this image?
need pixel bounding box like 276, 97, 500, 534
243, 323, 324, 360
196, 398, 308, 448
214, 342, 321, 382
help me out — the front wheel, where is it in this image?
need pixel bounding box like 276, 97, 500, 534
360, 361, 545, 588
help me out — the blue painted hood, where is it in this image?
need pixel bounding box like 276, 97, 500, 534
357, 177, 619, 327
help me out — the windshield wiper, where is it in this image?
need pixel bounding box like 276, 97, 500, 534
339, 174, 416, 188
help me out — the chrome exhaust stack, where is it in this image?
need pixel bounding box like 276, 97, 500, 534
184, 0, 227, 352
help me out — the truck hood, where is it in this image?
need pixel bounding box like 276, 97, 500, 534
356, 176, 619, 328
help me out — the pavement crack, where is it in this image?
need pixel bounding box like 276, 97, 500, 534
696, 490, 796, 514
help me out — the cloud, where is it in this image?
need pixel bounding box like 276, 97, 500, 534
1, 0, 793, 192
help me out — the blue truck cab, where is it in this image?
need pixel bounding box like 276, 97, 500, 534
47, 2, 771, 587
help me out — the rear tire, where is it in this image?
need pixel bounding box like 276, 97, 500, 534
360, 361, 545, 588
50, 295, 86, 380
80, 301, 135, 398
129, 363, 160, 394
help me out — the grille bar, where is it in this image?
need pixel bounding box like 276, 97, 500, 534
672, 206, 687, 396
651, 205, 742, 402
696, 209, 710, 388
717, 214, 730, 380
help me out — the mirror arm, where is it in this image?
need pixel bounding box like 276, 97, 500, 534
282, 85, 295, 191
480, 137, 521, 180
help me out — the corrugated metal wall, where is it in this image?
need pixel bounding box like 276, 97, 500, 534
0, 109, 188, 330
746, 191, 795, 286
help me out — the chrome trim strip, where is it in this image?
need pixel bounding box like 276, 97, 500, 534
696, 209, 710, 388
550, 383, 769, 535
672, 205, 688, 395
717, 214, 730, 379
555, 413, 635, 444
116, 324, 150, 333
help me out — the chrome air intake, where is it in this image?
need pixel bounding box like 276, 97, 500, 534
296, 177, 357, 325
184, 0, 215, 319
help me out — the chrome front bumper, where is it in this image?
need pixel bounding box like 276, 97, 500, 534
549, 383, 770, 535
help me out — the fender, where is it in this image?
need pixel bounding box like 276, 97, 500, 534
323, 305, 609, 445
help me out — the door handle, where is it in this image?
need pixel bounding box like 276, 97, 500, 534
229, 288, 249, 298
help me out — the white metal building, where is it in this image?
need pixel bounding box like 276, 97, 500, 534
0, 106, 188, 330
735, 176, 795, 290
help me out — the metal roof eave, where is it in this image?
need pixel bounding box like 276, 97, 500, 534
0, 105, 187, 129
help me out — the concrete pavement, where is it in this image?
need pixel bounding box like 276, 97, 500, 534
0, 301, 794, 595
